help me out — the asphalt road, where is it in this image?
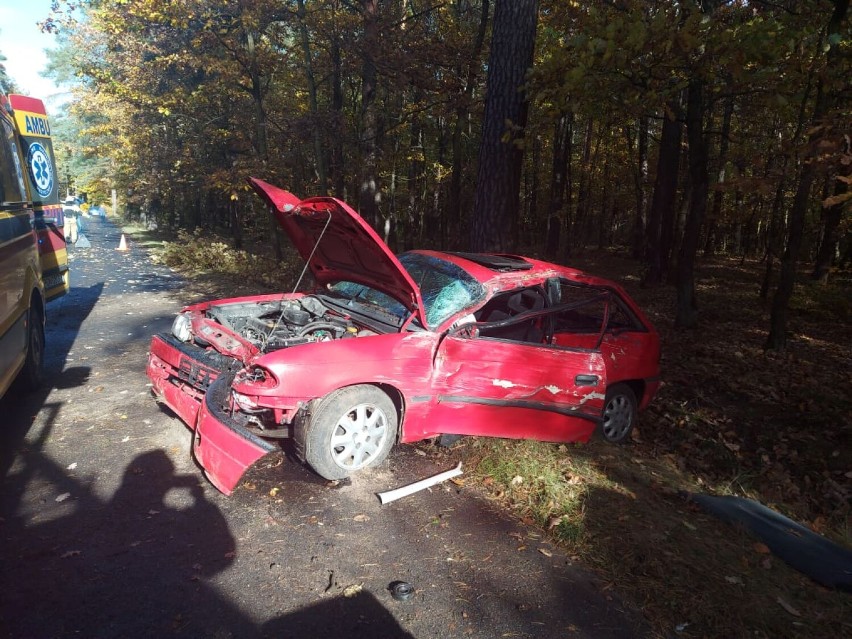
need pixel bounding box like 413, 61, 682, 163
0, 219, 648, 638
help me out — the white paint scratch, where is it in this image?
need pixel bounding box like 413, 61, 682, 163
578, 392, 606, 405
492, 379, 516, 388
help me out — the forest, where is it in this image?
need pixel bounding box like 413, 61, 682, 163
16, 0, 848, 347
1, 2, 849, 633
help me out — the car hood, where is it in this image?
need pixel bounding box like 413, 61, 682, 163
249, 177, 426, 326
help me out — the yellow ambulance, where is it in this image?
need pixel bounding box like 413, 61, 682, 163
0, 95, 45, 397
8, 94, 70, 301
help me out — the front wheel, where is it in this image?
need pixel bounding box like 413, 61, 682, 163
297, 385, 397, 480
17, 304, 45, 392
598, 383, 637, 443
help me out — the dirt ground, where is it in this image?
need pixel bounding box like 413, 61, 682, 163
0, 220, 649, 638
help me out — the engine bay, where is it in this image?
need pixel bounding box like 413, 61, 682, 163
205, 296, 377, 353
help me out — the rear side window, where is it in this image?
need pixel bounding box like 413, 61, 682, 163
0, 115, 27, 204
553, 280, 643, 334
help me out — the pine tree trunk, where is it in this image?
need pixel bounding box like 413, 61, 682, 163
630, 117, 649, 260
358, 0, 380, 230
470, 0, 539, 252
643, 104, 682, 287
296, 0, 328, 195
448, 0, 490, 243
675, 78, 709, 328
572, 118, 594, 255
547, 113, 571, 260
704, 92, 734, 256
811, 174, 847, 282
330, 35, 345, 198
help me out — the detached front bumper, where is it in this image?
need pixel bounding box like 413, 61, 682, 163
195, 372, 276, 495
147, 334, 235, 429
146, 333, 282, 495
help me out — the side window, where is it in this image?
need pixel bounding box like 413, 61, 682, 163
606, 300, 641, 332
473, 287, 547, 344
552, 281, 608, 334
547, 279, 644, 348
1, 115, 27, 204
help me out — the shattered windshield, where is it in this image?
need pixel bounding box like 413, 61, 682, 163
327, 253, 483, 329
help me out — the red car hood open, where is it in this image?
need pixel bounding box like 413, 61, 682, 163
249, 177, 426, 326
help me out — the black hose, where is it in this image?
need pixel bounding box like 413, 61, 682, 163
296, 321, 345, 338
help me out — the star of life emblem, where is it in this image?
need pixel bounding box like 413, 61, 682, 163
27, 142, 54, 198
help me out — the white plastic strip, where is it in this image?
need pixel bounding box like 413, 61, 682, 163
377, 462, 463, 505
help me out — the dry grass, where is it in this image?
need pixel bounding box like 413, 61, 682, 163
120, 222, 306, 299
450, 437, 850, 638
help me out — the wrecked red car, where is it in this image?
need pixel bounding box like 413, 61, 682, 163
146, 178, 661, 494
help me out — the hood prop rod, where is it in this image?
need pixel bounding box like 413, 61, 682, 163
265, 208, 333, 347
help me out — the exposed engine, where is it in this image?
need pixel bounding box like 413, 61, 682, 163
206, 296, 376, 353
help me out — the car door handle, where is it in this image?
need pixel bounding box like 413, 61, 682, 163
574, 375, 599, 387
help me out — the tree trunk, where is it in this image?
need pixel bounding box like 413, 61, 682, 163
643, 104, 682, 287
766, 0, 848, 349
242, 21, 277, 263
675, 78, 709, 328
546, 112, 572, 260
358, 0, 381, 230
528, 134, 541, 251
448, 0, 490, 242
811, 169, 848, 281
598, 152, 611, 249
766, 162, 817, 348
230, 199, 243, 250
760, 172, 788, 298
470, 0, 539, 252
704, 92, 734, 255
330, 34, 345, 198
572, 118, 594, 256
408, 93, 426, 247
245, 29, 268, 163
296, 0, 328, 195
628, 117, 649, 260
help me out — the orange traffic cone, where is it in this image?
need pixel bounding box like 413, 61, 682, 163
117, 234, 129, 251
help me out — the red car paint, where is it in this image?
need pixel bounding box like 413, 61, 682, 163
147, 179, 661, 494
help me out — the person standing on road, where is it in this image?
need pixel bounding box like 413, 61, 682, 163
65, 212, 78, 243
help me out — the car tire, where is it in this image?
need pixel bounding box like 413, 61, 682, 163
17, 303, 45, 392
598, 383, 637, 443
299, 385, 397, 480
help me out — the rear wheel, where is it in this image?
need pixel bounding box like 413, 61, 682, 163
599, 383, 637, 443
298, 385, 397, 480
17, 303, 45, 392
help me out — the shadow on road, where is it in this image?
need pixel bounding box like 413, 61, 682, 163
0, 447, 245, 637
262, 590, 416, 639
1, 443, 420, 638
0, 282, 104, 484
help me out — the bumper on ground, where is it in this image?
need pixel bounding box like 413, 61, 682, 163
194, 372, 276, 495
